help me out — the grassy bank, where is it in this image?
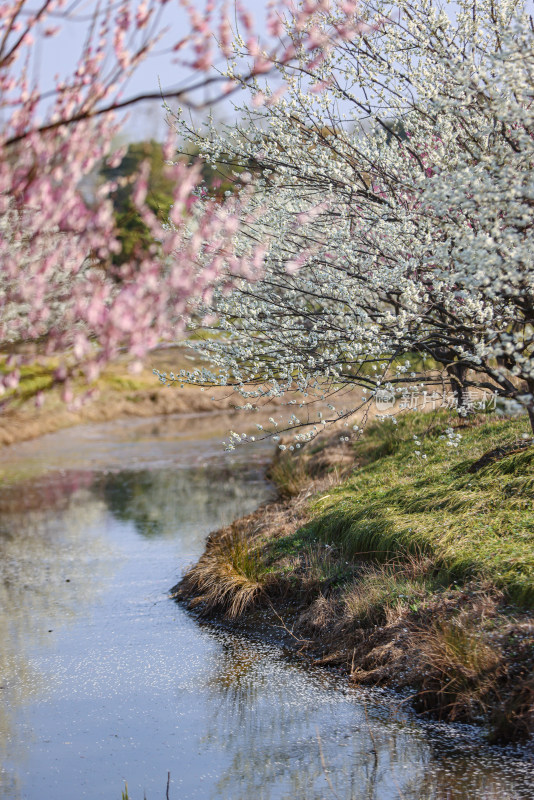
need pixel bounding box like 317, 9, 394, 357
174, 411, 534, 743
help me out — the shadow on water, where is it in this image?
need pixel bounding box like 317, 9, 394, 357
0, 414, 532, 800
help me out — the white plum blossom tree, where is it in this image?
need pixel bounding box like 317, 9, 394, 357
163, 0, 534, 439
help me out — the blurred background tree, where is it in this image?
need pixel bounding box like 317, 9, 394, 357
99, 139, 246, 268
100, 140, 175, 267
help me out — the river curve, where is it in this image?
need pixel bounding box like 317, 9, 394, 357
0, 413, 533, 800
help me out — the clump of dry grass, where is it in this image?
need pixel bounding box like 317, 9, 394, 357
491, 675, 534, 743
173, 516, 270, 617
300, 593, 337, 632
341, 567, 430, 629
267, 452, 310, 498
275, 542, 346, 596
331, 554, 435, 633
413, 601, 502, 721
489, 620, 534, 742
267, 433, 355, 499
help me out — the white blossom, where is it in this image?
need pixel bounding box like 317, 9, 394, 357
167, 0, 534, 441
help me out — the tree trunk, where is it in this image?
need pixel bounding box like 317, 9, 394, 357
447, 363, 468, 412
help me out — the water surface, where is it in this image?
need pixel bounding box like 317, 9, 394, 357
0, 414, 532, 800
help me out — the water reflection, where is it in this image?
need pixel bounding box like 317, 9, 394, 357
0, 475, 111, 797
0, 415, 532, 800
0, 410, 279, 481
97, 463, 270, 541
194, 627, 534, 800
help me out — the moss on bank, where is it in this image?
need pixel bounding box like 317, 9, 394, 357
174, 412, 534, 743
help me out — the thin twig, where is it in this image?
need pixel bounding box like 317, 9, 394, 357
267, 599, 312, 645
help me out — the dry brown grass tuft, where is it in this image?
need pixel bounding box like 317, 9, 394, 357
173, 515, 270, 618
491, 674, 534, 743
413, 606, 502, 721
267, 452, 310, 498
343, 572, 393, 629
340, 560, 432, 630
299, 593, 338, 633
490, 620, 534, 742
267, 433, 355, 499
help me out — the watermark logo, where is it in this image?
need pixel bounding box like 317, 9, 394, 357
375, 388, 396, 412
373, 388, 498, 413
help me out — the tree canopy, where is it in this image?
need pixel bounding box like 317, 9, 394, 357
0, 0, 363, 403
164, 0, 534, 439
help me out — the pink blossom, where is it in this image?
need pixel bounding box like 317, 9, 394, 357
0, 0, 362, 404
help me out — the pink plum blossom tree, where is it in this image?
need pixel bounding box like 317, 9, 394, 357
0, 0, 363, 405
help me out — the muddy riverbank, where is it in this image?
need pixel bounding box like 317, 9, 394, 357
0, 347, 269, 449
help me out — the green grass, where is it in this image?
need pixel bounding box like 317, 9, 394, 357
0, 353, 168, 407
97, 372, 147, 392
266, 452, 310, 498
341, 566, 433, 627
0, 362, 56, 406
302, 413, 534, 606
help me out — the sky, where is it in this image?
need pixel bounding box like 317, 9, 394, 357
31, 0, 272, 141
27, 0, 523, 143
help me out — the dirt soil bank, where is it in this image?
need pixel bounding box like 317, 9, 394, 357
174, 415, 534, 745
0, 383, 245, 449
0, 346, 280, 449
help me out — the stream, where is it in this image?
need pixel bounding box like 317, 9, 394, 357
0, 413, 533, 800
